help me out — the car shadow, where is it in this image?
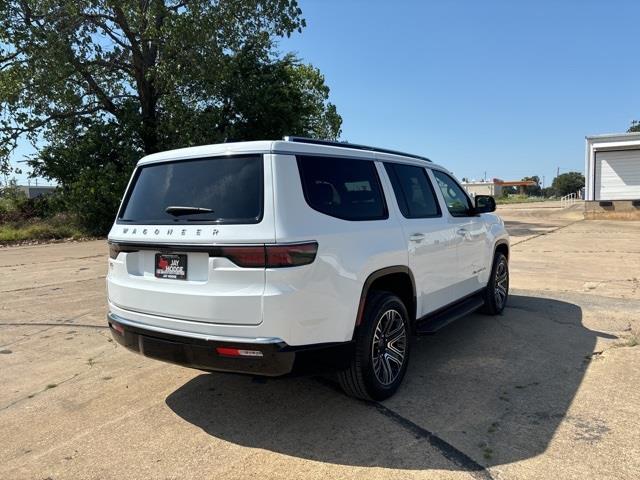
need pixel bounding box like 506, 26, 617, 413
165, 294, 610, 471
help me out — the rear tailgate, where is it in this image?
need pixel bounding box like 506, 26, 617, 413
107, 154, 275, 326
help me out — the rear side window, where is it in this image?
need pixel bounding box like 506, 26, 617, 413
384, 163, 441, 218
118, 155, 263, 224
297, 156, 388, 221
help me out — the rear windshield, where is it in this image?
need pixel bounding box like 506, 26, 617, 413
118, 155, 263, 224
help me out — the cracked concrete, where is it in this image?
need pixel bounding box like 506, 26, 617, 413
1, 203, 639, 479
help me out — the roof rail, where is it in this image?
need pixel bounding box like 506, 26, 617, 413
282, 136, 431, 162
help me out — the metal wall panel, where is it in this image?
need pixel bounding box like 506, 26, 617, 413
595, 150, 640, 200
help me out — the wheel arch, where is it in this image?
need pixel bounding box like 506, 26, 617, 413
355, 266, 416, 332
494, 239, 509, 261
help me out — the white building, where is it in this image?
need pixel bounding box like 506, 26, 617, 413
461, 179, 536, 198
585, 132, 640, 201
584, 132, 640, 219
461, 181, 502, 197
16, 185, 57, 199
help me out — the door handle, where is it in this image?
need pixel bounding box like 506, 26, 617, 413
456, 228, 469, 237
409, 233, 425, 242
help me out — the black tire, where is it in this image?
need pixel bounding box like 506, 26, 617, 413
481, 252, 509, 315
338, 291, 410, 401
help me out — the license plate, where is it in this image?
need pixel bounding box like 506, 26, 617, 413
155, 253, 188, 280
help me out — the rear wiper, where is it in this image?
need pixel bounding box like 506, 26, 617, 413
165, 205, 214, 216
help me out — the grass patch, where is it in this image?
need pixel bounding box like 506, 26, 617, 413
616, 331, 639, 348
495, 195, 552, 205
483, 447, 493, 459
0, 215, 85, 244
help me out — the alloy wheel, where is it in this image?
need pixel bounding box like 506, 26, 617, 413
371, 309, 407, 386
494, 258, 509, 308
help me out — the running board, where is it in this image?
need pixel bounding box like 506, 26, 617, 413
415, 293, 485, 335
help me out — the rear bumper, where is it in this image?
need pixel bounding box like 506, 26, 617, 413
108, 312, 353, 377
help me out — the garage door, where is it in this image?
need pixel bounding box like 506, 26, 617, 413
595, 149, 640, 200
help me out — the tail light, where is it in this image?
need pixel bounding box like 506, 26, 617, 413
108, 242, 140, 259
214, 246, 266, 268
214, 242, 318, 268
107, 241, 318, 267
266, 242, 318, 267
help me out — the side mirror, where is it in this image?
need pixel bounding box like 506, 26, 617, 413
474, 195, 496, 213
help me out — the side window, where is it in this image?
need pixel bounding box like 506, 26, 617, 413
384, 163, 441, 218
297, 155, 388, 221
432, 170, 473, 217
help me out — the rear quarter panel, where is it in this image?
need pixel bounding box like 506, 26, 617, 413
267, 154, 407, 345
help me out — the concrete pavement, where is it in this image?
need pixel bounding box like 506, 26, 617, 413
1, 204, 639, 479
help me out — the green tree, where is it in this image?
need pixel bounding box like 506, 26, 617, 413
552, 171, 584, 197
0, 1, 341, 233
521, 175, 541, 196
541, 186, 555, 198
628, 120, 640, 133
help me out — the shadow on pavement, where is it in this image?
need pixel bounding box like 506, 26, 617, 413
166, 295, 610, 471
502, 219, 565, 239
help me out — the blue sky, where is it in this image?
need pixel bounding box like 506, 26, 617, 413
9, 0, 640, 187
279, 0, 640, 186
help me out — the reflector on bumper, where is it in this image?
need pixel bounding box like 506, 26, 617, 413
216, 347, 264, 358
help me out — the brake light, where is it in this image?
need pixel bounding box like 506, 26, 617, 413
108, 242, 119, 259
107, 241, 318, 267
108, 242, 139, 259
216, 246, 266, 268
215, 242, 318, 268
266, 242, 318, 267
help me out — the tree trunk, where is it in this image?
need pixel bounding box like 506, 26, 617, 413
111, 3, 161, 154
140, 84, 159, 154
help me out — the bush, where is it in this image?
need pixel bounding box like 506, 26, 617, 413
0, 182, 88, 243
0, 183, 66, 222
62, 164, 131, 236
0, 184, 28, 222
1, 172, 128, 239
0, 214, 84, 243
30, 121, 139, 236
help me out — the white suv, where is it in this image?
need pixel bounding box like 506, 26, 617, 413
107, 137, 509, 400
